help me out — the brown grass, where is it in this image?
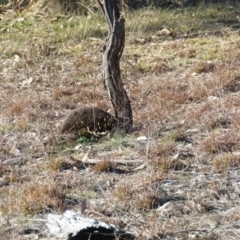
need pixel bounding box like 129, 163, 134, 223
212, 153, 240, 172
1, 2, 240, 239
191, 61, 215, 74
92, 160, 115, 173
201, 130, 240, 154
0, 175, 66, 216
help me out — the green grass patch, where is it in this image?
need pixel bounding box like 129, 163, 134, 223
102, 132, 133, 150
125, 3, 236, 37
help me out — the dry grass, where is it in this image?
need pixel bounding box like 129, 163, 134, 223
0, 174, 66, 216
92, 160, 115, 173
1, 2, 240, 239
212, 153, 240, 172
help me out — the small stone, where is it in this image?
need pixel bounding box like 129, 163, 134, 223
172, 153, 179, 160
21, 77, 33, 87
186, 128, 199, 134
186, 143, 193, 149
74, 144, 82, 150
233, 152, 240, 156
191, 72, 197, 76
136, 136, 147, 141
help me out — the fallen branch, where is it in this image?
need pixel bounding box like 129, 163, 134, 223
71, 156, 145, 166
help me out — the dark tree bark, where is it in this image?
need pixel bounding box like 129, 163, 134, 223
97, 0, 133, 132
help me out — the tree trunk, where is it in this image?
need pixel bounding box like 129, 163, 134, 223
97, 0, 133, 132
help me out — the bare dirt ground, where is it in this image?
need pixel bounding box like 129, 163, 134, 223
1, 2, 240, 239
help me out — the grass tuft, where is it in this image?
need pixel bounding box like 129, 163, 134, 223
92, 160, 115, 173
212, 153, 240, 172
0, 176, 66, 216
201, 131, 239, 154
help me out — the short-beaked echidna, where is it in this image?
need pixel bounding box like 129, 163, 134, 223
61, 107, 117, 135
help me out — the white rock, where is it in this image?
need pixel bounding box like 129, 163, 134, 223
21, 77, 33, 87
185, 143, 193, 149
136, 136, 147, 141
47, 210, 135, 239
186, 128, 199, 134
172, 153, 179, 160
208, 96, 218, 101
191, 72, 197, 76
232, 152, 240, 156
74, 144, 82, 150
47, 210, 112, 238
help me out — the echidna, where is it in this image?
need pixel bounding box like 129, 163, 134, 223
61, 107, 117, 135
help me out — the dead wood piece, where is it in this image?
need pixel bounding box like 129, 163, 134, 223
61, 107, 117, 135
79, 158, 145, 165
99, 0, 133, 131
47, 210, 135, 240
